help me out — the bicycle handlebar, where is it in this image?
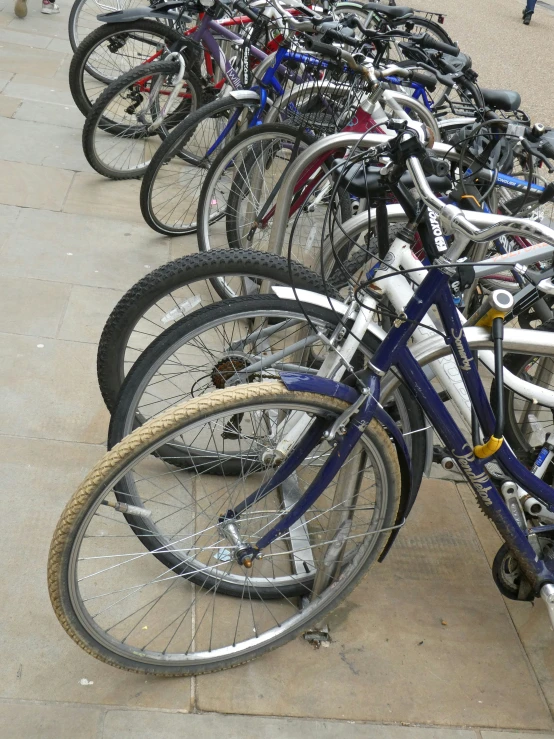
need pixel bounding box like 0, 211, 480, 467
410, 33, 459, 57
405, 153, 554, 251
233, 0, 259, 21
303, 35, 438, 87
303, 35, 342, 59
320, 26, 360, 48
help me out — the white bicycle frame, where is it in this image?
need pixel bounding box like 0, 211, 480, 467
264, 131, 554, 459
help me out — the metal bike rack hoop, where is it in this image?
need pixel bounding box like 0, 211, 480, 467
267, 132, 393, 257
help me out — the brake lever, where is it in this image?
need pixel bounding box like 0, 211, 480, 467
521, 139, 554, 174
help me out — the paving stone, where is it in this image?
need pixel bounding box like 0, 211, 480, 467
482, 734, 554, 739
4, 74, 74, 106
169, 234, 208, 260
0, 701, 102, 739
63, 172, 146, 222
57, 284, 124, 344
0, 116, 87, 171
103, 710, 478, 739
6, 9, 67, 38
0, 160, 73, 210
0, 94, 20, 116
0, 207, 170, 290
0, 276, 71, 337
0, 42, 64, 77
196, 480, 554, 729
0, 332, 108, 443
458, 481, 554, 720
14, 99, 83, 129
0, 435, 193, 711
0, 27, 51, 48
47, 37, 73, 54
0, 70, 13, 92
0, 204, 20, 248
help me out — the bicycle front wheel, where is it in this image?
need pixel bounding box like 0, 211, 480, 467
197, 123, 352, 270
140, 96, 256, 235
48, 381, 401, 675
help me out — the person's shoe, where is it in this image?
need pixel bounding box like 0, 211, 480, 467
523, 10, 533, 24
14, 0, 27, 17
41, 0, 60, 13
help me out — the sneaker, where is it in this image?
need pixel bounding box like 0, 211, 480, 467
14, 0, 27, 17
41, 0, 60, 13
523, 10, 533, 24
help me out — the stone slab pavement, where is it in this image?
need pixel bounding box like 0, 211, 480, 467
0, 0, 553, 737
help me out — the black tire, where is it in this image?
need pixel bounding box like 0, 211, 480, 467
69, 20, 186, 118
68, 0, 152, 52
82, 59, 202, 179
140, 96, 256, 236
97, 250, 342, 412
391, 16, 455, 46
494, 319, 554, 465
107, 294, 427, 490
196, 122, 352, 259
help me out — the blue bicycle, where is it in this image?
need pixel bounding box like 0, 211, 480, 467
48, 121, 554, 676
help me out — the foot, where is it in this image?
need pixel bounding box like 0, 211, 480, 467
523, 10, 533, 24
41, 0, 60, 13
14, 0, 27, 17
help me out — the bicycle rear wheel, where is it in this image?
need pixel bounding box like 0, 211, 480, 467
69, 20, 186, 116
69, 0, 146, 52
48, 382, 401, 675
96, 249, 340, 412
107, 294, 427, 490
82, 59, 202, 179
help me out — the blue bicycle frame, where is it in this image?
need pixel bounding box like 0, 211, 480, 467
204, 44, 334, 156
225, 217, 554, 592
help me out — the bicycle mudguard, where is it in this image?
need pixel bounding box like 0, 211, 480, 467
279, 371, 414, 560
97, 7, 193, 24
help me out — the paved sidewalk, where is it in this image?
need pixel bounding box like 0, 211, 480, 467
0, 0, 553, 737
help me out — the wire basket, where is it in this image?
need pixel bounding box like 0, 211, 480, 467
267, 36, 371, 137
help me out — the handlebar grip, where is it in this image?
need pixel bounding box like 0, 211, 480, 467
418, 33, 459, 57
322, 27, 359, 48
409, 68, 437, 92
303, 36, 342, 60
540, 139, 554, 160
233, 0, 259, 22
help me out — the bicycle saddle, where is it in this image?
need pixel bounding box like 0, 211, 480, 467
339, 164, 452, 198
362, 3, 414, 19
481, 89, 521, 112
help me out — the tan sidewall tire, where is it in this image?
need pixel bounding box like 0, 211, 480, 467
48, 381, 401, 676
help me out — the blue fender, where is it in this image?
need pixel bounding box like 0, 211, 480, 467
279, 372, 416, 559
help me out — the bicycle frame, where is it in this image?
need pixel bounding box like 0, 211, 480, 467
267, 131, 554, 414
227, 228, 554, 596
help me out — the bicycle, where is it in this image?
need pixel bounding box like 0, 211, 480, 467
47, 123, 554, 676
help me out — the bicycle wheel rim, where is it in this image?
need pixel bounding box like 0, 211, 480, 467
58, 388, 397, 670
